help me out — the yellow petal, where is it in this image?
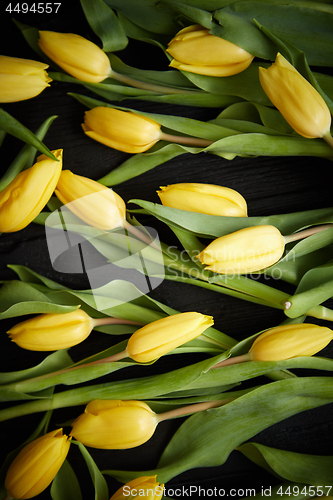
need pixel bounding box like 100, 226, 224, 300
127, 312, 214, 363
38, 31, 111, 83
82, 107, 161, 153
157, 182, 247, 216
5, 429, 70, 499
0, 149, 62, 232
198, 225, 285, 274
55, 170, 126, 230
259, 53, 331, 138
250, 323, 333, 361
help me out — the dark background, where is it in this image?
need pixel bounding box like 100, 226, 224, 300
0, 0, 333, 498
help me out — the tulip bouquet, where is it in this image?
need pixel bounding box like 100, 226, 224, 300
1, 0, 333, 499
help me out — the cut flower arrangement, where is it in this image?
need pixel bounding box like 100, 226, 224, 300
0, 1, 333, 499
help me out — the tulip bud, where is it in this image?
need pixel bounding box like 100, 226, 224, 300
259, 53, 332, 139
4, 429, 70, 499
249, 323, 333, 361
198, 225, 285, 274
0, 149, 62, 233
157, 182, 247, 217
7, 309, 94, 351
82, 107, 162, 153
0, 55, 52, 103
110, 476, 164, 500
167, 24, 254, 77
55, 170, 126, 230
70, 399, 158, 449
126, 312, 214, 363
38, 31, 111, 83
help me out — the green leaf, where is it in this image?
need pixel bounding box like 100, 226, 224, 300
51, 460, 83, 500
98, 143, 186, 186
213, 1, 333, 66
129, 200, 333, 239
1, 355, 333, 421
0, 349, 73, 386
216, 101, 293, 135
205, 133, 333, 158
0, 109, 57, 160
77, 443, 109, 500
0, 115, 57, 191
0, 281, 78, 320
5, 341, 136, 394
285, 261, 333, 318
174, 62, 271, 105
265, 245, 333, 286
282, 227, 333, 262
80, 0, 128, 51
238, 442, 333, 486
103, 0, 179, 35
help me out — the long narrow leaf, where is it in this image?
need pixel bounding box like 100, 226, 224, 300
0, 109, 56, 160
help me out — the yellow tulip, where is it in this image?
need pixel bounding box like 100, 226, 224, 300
259, 53, 332, 139
212, 322, 333, 369
55, 170, 126, 230
126, 312, 214, 363
82, 107, 162, 153
167, 24, 254, 77
7, 309, 94, 351
249, 323, 333, 361
0, 149, 62, 233
198, 225, 285, 274
110, 476, 164, 500
0, 55, 51, 102
5, 429, 71, 499
157, 182, 247, 216
70, 399, 158, 449
38, 31, 111, 83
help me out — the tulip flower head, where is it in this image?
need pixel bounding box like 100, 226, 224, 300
0, 54, 52, 102
212, 322, 333, 369
198, 225, 285, 275
5, 428, 71, 499
259, 53, 332, 140
38, 31, 111, 83
0, 149, 62, 233
110, 476, 164, 500
82, 107, 162, 154
55, 170, 126, 230
126, 311, 214, 363
167, 24, 254, 77
249, 323, 333, 361
7, 309, 94, 351
157, 182, 247, 217
70, 399, 159, 449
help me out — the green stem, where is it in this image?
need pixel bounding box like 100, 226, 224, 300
301, 304, 333, 322
93, 317, 143, 327
156, 398, 232, 422
323, 131, 333, 149
284, 223, 333, 244
110, 69, 200, 95
2, 349, 129, 393
123, 220, 161, 251
210, 354, 251, 369
159, 131, 213, 148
